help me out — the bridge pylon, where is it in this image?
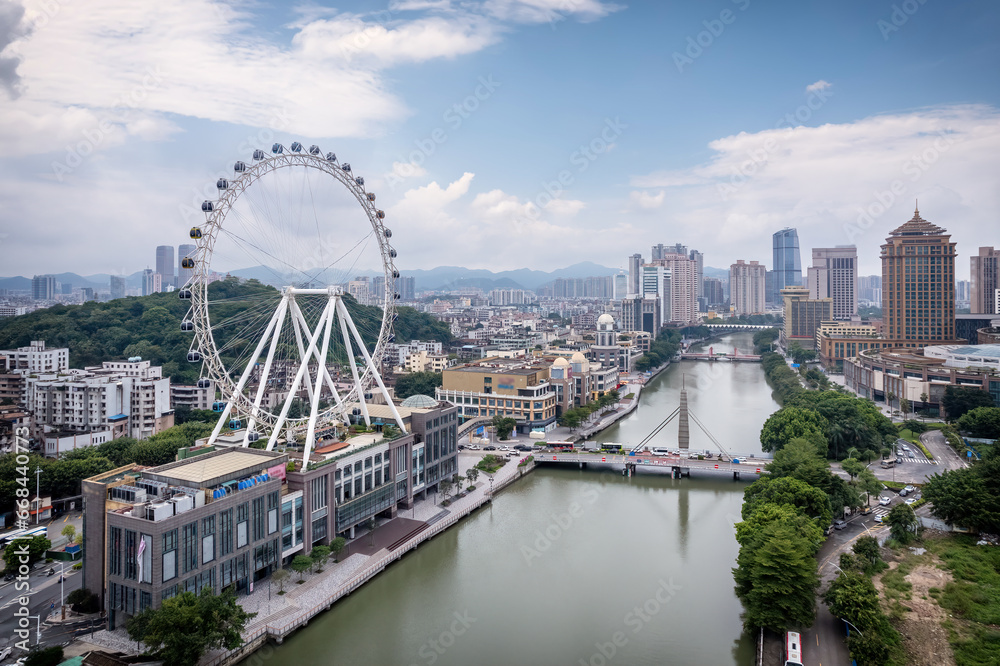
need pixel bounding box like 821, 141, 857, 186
678, 375, 690, 450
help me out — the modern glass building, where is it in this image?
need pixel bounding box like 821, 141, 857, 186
772, 228, 802, 302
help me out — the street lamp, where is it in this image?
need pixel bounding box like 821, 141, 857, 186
840, 618, 864, 637
34, 466, 42, 525
26, 615, 41, 644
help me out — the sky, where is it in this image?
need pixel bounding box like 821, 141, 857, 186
1, 0, 998, 281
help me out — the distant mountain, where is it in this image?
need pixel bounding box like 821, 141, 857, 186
404, 261, 620, 291
703, 266, 730, 280
0, 272, 116, 292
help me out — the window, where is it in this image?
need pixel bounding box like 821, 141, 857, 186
237, 502, 249, 549
182, 521, 198, 574
162, 528, 178, 582
312, 476, 328, 510
220, 508, 234, 556
202, 515, 216, 564
268, 491, 279, 535
253, 496, 265, 541
108, 526, 122, 576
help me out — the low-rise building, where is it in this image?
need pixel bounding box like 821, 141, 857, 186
437, 357, 558, 432
0, 340, 69, 374
170, 381, 215, 411
844, 344, 1000, 416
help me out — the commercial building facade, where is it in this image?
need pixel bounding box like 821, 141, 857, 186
772, 228, 802, 302
730, 260, 767, 315
782, 287, 832, 348
971, 246, 999, 315
437, 357, 558, 432
807, 246, 858, 320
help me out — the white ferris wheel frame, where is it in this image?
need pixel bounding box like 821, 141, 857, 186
185, 146, 406, 468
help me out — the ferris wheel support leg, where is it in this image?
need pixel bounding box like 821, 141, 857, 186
288, 298, 345, 412
265, 299, 334, 452
288, 301, 316, 406
244, 295, 290, 446
208, 299, 285, 447
337, 298, 406, 432
336, 297, 371, 428
302, 302, 336, 470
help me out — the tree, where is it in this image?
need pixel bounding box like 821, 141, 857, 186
824, 570, 884, 632
759, 407, 828, 453
742, 476, 832, 527
465, 468, 479, 489
557, 410, 583, 430
393, 371, 443, 400
857, 469, 883, 506
841, 458, 865, 482
956, 406, 1000, 439
491, 415, 516, 440
439, 479, 453, 501
886, 503, 918, 544
126, 585, 256, 666
3, 535, 51, 573
61, 524, 77, 544
330, 536, 347, 563
22, 646, 64, 666
941, 386, 995, 421
311, 545, 331, 572
737, 522, 819, 631
899, 398, 911, 420
271, 568, 290, 593
852, 535, 884, 574
291, 555, 313, 582
923, 450, 1000, 533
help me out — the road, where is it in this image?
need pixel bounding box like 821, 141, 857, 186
0, 565, 83, 654
920, 429, 968, 472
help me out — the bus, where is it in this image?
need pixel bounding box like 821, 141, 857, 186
545, 441, 575, 451
784, 631, 803, 666
0, 525, 47, 548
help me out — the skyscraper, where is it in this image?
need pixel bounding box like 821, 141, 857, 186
649, 252, 698, 324
689, 249, 704, 298
110, 275, 127, 300
613, 273, 628, 300
807, 246, 858, 320
641, 264, 671, 325
971, 246, 999, 315
702, 277, 724, 306
141, 269, 160, 296
857, 275, 882, 303
177, 244, 197, 287
31, 275, 56, 300
772, 228, 802, 301
627, 253, 643, 296
729, 260, 767, 315
881, 208, 955, 342
155, 245, 175, 290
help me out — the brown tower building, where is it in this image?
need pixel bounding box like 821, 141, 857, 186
881, 207, 956, 343
971, 246, 999, 315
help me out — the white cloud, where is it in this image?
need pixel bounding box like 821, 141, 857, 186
389, 160, 428, 180
484, 0, 624, 24
629, 189, 665, 209
544, 198, 586, 216
806, 80, 831, 93
627, 104, 1000, 276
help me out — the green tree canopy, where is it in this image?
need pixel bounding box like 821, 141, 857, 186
737, 521, 819, 631
491, 415, 516, 440
742, 475, 832, 527
759, 407, 828, 453
3, 534, 51, 573
394, 371, 443, 400
942, 386, 995, 421
923, 449, 1000, 533
956, 406, 1000, 439
886, 503, 919, 544
126, 585, 255, 666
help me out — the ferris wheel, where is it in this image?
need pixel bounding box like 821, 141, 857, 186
179, 142, 406, 468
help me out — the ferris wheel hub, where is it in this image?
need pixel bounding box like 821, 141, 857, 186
285, 286, 344, 296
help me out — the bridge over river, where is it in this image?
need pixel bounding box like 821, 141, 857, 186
536, 451, 768, 480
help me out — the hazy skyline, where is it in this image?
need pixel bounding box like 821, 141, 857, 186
1, 0, 998, 280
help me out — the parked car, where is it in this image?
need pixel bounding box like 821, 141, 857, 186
458, 445, 466, 451
514, 444, 531, 452
905, 498, 916, 505
879, 496, 891, 506
903, 485, 915, 493
3, 573, 14, 582
484, 445, 497, 451
823, 525, 834, 536
834, 519, 847, 530
899, 488, 908, 497
874, 515, 884, 524
860, 506, 873, 515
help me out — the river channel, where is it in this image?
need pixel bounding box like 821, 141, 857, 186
256, 332, 779, 666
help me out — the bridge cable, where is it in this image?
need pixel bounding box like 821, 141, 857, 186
631, 407, 680, 452
687, 411, 732, 459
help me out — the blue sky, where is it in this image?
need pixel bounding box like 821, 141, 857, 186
1, 0, 998, 280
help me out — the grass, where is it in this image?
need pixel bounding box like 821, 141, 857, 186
897, 427, 935, 459
923, 535, 1000, 665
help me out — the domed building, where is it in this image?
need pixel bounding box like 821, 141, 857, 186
586, 313, 635, 373
400, 394, 439, 408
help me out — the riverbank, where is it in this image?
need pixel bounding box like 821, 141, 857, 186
80, 454, 538, 666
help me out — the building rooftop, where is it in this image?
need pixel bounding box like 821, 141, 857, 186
888, 207, 947, 236
931, 344, 1000, 359
147, 448, 284, 486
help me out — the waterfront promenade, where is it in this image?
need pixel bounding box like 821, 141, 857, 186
78, 453, 536, 665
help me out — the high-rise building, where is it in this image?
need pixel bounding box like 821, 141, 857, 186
881, 208, 956, 342
155, 245, 174, 290
858, 275, 882, 303
641, 265, 671, 326
621, 295, 661, 337
613, 273, 629, 300
702, 277, 725, 306
729, 260, 767, 315
971, 247, 999, 315
807, 246, 858, 320
109, 275, 127, 300
141, 269, 160, 296
782, 286, 833, 348
772, 228, 802, 301
689, 249, 704, 298
348, 277, 371, 305
627, 253, 643, 296
31, 275, 56, 300
177, 244, 197, 287
648, 253, 698, 324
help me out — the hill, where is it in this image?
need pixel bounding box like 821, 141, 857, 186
405, 261, 620, 291
0, 278, 452, 383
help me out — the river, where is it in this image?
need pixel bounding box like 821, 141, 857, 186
255, 332, 779, 666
